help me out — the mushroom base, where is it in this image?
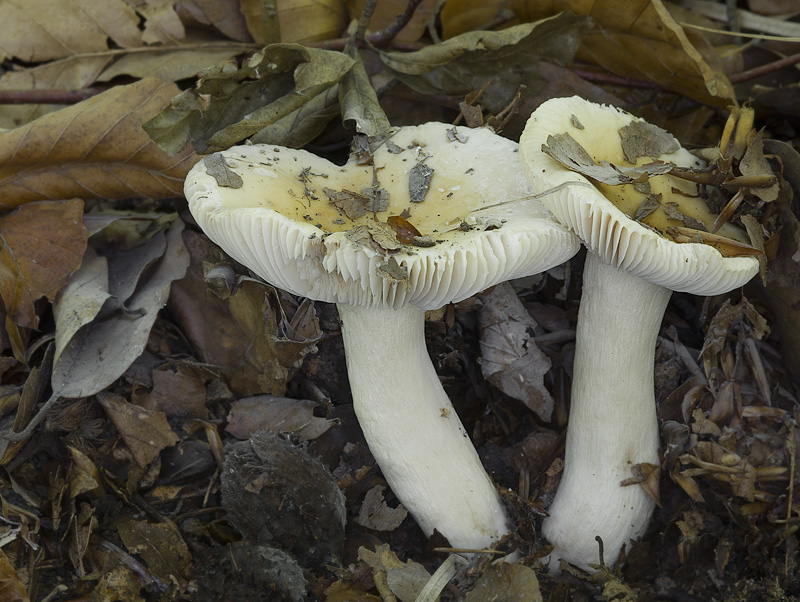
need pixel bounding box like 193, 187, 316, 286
337, 303, 509, 550
543, 253, 666, 571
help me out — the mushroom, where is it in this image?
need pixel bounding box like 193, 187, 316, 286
518, 97, 760, 570
185, 123, 579, 550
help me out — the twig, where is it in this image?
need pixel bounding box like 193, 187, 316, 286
729, 52, 800, 84
0, 88, 107, 104
370, 0, 426, 47
571, 68, 659, 90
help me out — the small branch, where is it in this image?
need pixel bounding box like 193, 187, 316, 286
729, 52, 800, 84
370, 0, 426, 47
571, 68, 659, 90
0, 88, 107, 104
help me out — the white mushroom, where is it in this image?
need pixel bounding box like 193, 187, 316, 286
519, 97, 760, 570
185, 123, 579, 550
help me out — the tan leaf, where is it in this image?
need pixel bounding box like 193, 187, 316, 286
0, 78, 199, 209
240, 0, 347, 44
0, 56, 112, 129
0, 0, 141, 63
180, 0, 254, 42
0, 549, 29, 602
98, 391, 180, 467
0, 199, 87, 330
135, 0, 187, 45
118, 518, 191, 585
513, 0, 735, 106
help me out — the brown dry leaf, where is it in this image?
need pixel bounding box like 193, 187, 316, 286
134, 364, 208, 419
358, 544, 431, 602
135, 0, 186, 45
355, 486, 408, 532
478, 283, 553, 421
0, 199, 87, 331
118, 518, 191, 586
92, 566, 146, 602
168, 231, 322, 396
325, 581, 381, 602
67, 446, 105, 499
441, 0, 514, 38
0, 0, 142, 63
513, 0, 735, 106
98, 391, 180, 467
0, 549, 28, 602
178, 0, 253, 41
464, 562, 543, 602
0, 78, 199, 209
240, 0, 347, 44
225, 395, 338, 442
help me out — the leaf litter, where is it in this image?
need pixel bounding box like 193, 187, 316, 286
0, 1, 798, 601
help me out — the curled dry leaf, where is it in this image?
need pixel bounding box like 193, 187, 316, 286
355, 485, 409, 532
514, 0, 735, 106
0, 199, 87, 331
0, 549, 28, 602
52, 219, 190, 399
0, 78, 198, 209
479, 283, 554, 421
98, 392, 180, 468
379, 13, 593, 114
144, 44, 355, 154
358, 544, 431, 602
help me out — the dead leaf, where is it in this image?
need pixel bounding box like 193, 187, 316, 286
179, 0, 253, 42
117, 518, 191, 586
542, 132, 675, 185
479, 283, 553, 421
0, 549, 29, 602
51, 218, 190, 399
513, 0, 735, 106
0, 0, 142, 63
92, 566, 146, 602
355, 486, 408, 531
134, 365, 208, 419
464, 562, 543, 602
98, 392, 180, 467
441, 0, 514, 39
225, 395, 338, 442
339, 36, 392, 137
144, 44, 354, 155
0, 78, 199, 209
379, 13, 593, 114
240, 0, 347, 44
0, 199, 87, 331
67, 446, 105, 499
358, 544, 431, 602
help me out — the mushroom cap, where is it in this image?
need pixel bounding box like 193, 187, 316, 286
185, 122, 579, 309
519, 96, 759, 296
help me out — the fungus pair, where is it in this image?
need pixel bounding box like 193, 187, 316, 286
185, 100, 759, 568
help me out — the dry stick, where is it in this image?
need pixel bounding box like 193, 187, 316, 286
369, 0, 427, 47
0, 88, 107, 104
729, 52, 800, 83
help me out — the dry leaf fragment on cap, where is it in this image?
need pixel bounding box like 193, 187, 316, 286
520, 96, 759, 572
186, 121, 579, 549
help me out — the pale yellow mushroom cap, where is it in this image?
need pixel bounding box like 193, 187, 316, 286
519, 96, 759, 296
185, 122, 579, 309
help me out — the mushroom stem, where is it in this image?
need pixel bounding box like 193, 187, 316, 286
544, 252, 665, 570
336, 303, 509, 549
